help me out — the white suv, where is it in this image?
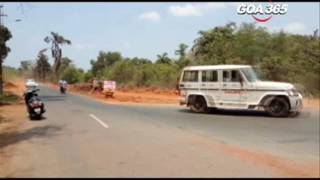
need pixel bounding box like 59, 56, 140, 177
178, 65, 303, 117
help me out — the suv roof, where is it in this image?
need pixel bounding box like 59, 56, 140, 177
183, 65, 251, 71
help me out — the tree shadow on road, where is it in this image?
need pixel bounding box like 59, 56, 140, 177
0, 124, 64, 149
39, 95, 66, 102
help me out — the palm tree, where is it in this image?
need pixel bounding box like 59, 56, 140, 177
175, 43, 188, 59
44, 32, 71, 76
156, 52, 171, 64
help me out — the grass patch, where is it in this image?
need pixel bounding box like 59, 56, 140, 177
0, 94, 21, 106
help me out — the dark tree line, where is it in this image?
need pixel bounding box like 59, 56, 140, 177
16, 22, 320, 96
0, 25, 12, 95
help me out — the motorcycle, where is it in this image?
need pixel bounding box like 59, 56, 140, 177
59, 82, 67, 94
60, 85, 66, 94
24, 89, 45, 120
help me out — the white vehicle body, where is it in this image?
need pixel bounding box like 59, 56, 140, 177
103, 80, 116, 97
25, 79, 39, 91
178, 65, 303, 117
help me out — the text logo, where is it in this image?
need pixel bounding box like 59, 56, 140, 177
237, 1, 288, 23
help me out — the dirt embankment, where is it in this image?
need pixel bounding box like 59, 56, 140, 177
3, 77, 26, 95
303, 98, 320, 110
46, 83, 180, 106
0, 78, 27, 177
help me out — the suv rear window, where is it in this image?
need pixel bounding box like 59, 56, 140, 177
182, 71, 199, 82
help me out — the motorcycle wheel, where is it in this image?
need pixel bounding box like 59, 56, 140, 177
29, 113, 42, 120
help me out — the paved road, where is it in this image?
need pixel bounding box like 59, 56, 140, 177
4, 86, 319, 177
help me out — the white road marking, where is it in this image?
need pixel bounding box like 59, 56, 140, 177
89, 114, 109, 128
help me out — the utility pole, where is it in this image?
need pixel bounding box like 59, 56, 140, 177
0, 5, 8, 26
0, 4, 7, 95
0, 5, 3, 25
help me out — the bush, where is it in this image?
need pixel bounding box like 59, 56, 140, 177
61, 65, 83, 84
83, 71, 94, 83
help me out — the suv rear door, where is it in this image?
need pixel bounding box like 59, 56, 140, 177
220, 69, 244, 108
201, 70, 220, 106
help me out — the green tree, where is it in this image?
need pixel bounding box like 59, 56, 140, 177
0, 25, 12, 95
61, 65, 82, 84
19, 60, 34, 78
192, 22, 236, 65
90, 51, 122, 77
175, 43, 191, 69
107, 60, 135, 85
130, 57, 152, 65
191, 22, 320, 95
134, 63, 155, 87
152, 63, 180, 88
156, 52, 172, 64
34, 53, 52, 81
83, 71, 94, 82
175, 43, 188, 59
57, 57, 72, 78
20, 60, 32, 71
84, 22, 320, 95
233, 23, 270, 65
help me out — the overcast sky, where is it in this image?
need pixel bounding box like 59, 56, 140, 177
2, 2, 319, 70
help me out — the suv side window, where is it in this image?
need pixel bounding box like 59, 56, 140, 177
202, 70, 218, 82
223, 70, 242, 82
182, 71, 199, 82
223, 70, 231, 82
231, 70, 242, 82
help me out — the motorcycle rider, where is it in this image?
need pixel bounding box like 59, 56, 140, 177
59, 79, 68, 93
24, 79, 38, 104
24, 80, 45, 118
91, 78, 99, 94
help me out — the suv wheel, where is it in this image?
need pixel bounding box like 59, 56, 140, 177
266, 97, 290, 117
190, 96, 208, 113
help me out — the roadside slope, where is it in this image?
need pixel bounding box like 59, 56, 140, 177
0, 78, 27, 176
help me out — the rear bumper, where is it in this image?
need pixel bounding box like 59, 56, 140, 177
289, 94, 303, 112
